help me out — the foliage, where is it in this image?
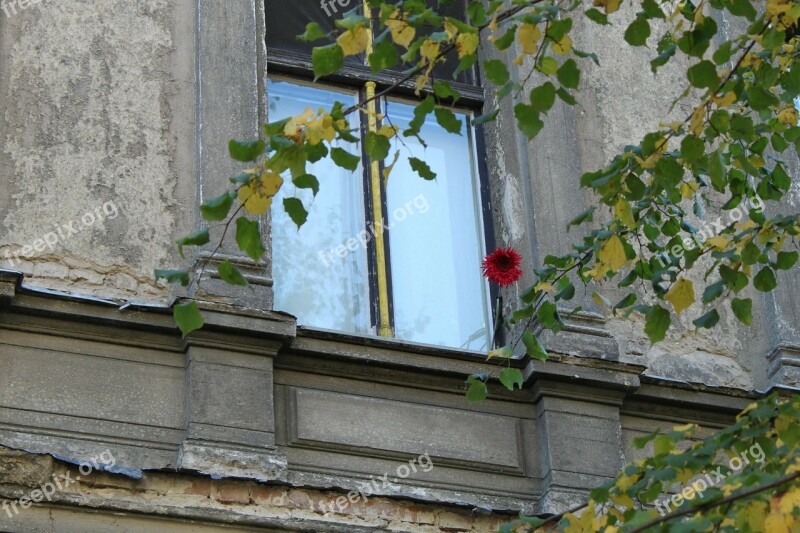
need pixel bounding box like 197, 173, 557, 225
501, 392, 800, 532
154, 0, 800, 529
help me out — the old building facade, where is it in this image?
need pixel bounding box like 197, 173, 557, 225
0, 1, 798, 531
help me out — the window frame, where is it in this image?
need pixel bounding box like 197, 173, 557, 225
265, 2, 499, 350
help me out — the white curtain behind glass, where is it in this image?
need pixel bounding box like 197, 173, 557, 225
384, 100, 491, 350
269, 79, 371, 335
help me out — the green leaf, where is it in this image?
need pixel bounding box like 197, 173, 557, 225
530, 82, 556, 113
538, 300, 564, 333
584, 8, 609, 24
229, 139, 265, 162
293, 174, 320, 196
365, 131, 391, 161
645, 305, 671, 345
466, 379, 488, 402
680, 135, 705, 162
650, 44, 676, 74
176, 229, 210, 258
693, 309, 720, 329
775, 251, 799, 270
474, 108, 500, 125
753, 266, 777, 292
483, 59, 510, 85
155, 269, 190, 287
368, 38, 399, 72
731, 297, 753, 325
218, 260, 249, 287
298, 22, 327, 42
702, 280, 726, 304
488, 346, 514, 359
174, 301, 204, 337
409, 157, 436, 180
499, 368, 525, 391
311, 44, 344, 80
235, 217, 266, 261
514, 103, 544, 139
522, 331, 548, 361
747, 85, 778, 111
493, 25, 517, 50
538, 57, 558, 76
283, 197, 309, 228
720, 265, 748, 293
624, 16, 651, 47
433, 81, 460, 103
709, 149, 727, 192
330, 147, 360, 171
200, 191, 235, 221
404, 95, 435, 140
568, 206, 595, 228
687, 60, 720, 90
434, 107, 463, 134
556, 59, 580, 89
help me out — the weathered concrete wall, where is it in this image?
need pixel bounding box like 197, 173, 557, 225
0, 0, 196, 300
485, 6, 800, 391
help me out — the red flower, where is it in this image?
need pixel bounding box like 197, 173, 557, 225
482, 248, 523, 286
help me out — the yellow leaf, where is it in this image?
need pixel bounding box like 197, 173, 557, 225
614, 198, 636, 229
780, 488, 800, 515
382, 150, 400, 181
387, 10, 416, 48
594, 234, 628, 279
706, 235, 731, 251
444, 20, 458, 40
714, 91, 737, 107
616, 473, 638, 491
665, 278, 695, 316
673, 423, 695, 432
518, 24, 542, 55
488, 14, 498, 32
456, 33, 479, 58
767, 0, 792, 19
778, 106, 799, 126
748, 501, 769, 530
535, 281, 556, 293
765, 512, 791, 533
735, 220, 758, 231
676, 468, 695, 484
690, 104, 706, 136
336, 23, 369, 56
377, 124, 398, 138
722, 481, 743, 496
552, 35, 573, 55
420, 39, 440, 62
237, 171, 284, 216
681, 182, 699, 199
593, 0, 622, 14
610, 492, 635, 508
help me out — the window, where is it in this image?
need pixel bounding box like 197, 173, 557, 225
266, 1, 494, 351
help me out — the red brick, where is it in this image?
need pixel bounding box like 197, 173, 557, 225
213, 480, 250, 504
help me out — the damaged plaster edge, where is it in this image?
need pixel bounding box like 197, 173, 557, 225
0, 444, 143, 480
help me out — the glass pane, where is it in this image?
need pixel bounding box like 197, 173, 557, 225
269, 78, 371, 335
265, 0, 363, 65
384, 99, 490, 350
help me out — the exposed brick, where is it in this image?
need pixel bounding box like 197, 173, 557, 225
186, 478, 212, 498
365, 500, 397, 520
109, 273, 138, 292
33, 262, 69, 279
0, 448, 54, 487
286, 489, 313, 510
212, 480, 251, 504
436, 511, 472, 532
68, 268, 105, 285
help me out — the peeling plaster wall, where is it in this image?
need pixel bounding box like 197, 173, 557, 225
483, 5, 800, 390
0, 0, 196, 300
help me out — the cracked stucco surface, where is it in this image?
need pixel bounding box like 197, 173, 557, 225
0, 0, 194, 300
